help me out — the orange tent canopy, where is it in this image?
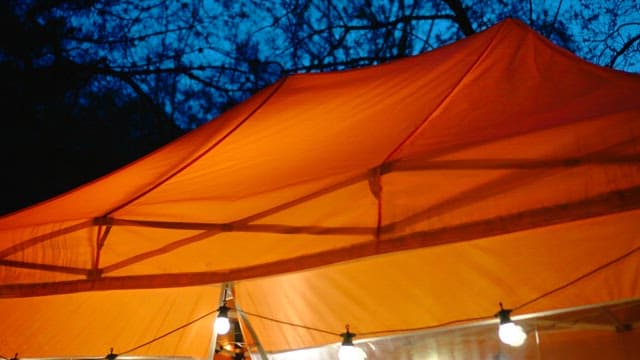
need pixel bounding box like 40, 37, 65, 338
1, 19, 639, 358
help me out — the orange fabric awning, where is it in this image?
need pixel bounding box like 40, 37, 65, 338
1, 19, 639, 358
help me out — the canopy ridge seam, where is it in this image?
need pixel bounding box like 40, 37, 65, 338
370, 20, 506, 242
379, 16, 507, 165
388, 107, 640, 165
102, 77, 289, 217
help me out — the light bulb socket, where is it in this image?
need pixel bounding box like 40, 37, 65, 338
496, 308, 513, 325
495, 302, 513, 325
340, 328, 356, 346
218, 304, 230, 318
105, 348, 118, 360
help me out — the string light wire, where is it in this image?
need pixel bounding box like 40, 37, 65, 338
239, 310, 340, 336
85, 243, 639, 355
513, 245, 640, 312
119, 309, 218, 355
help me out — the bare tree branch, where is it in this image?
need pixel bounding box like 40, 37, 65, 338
607, 33, 640, 68
442, 0, 475, 36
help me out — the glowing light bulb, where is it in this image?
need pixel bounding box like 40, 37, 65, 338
338, 344, 366, 360
498, 322, 527, 347
214, 305, 231, 335
495, 303, 527, 347
214, 315, 230, 335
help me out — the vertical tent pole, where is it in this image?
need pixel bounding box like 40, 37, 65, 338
208, 283, 230, 360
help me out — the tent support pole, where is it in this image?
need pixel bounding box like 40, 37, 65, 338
235, 300, 269, 360
208, 283, 230, 360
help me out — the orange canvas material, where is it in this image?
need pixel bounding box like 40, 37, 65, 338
1, 19, 639, 357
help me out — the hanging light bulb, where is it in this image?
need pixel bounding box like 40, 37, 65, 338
338, 325, 367, 360
495, 303, 527, 347
214, 303, 231, 335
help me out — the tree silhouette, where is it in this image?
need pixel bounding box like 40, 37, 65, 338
1, 0, 639, 215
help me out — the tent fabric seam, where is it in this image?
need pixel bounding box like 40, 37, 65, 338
102, 77, 290, 217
